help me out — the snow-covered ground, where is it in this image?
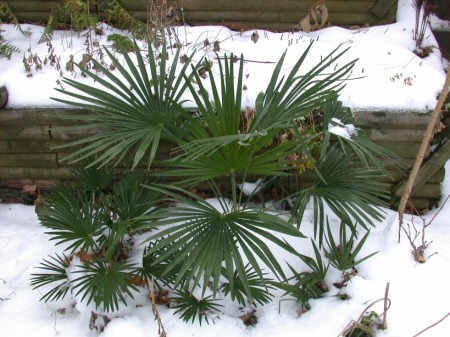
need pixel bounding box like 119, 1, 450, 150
0, 1, 450, 336
0, 172, 449, 337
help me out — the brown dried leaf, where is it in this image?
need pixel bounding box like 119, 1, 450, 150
251, 31, 259, 43
300, 14, 311, 33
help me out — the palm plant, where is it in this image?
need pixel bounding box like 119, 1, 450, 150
35, 38, 397, 320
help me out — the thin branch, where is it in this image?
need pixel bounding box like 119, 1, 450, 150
425, 194, 450, 228
412, 312, 450, 337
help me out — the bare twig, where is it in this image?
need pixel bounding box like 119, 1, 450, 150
398, 70, 450, 242
214, 56, 276, 64
150, 279, 167, 337
411, 312, 450, 337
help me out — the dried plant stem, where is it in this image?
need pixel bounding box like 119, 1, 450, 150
382, 282, 390, 330
150, 279, 167, 337
398, 69, 450, 242
412, 312, 450, 337
343, 293, 392, 337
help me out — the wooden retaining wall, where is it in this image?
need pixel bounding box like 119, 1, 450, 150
3, 0, 398, 31
0, 105, 447, 210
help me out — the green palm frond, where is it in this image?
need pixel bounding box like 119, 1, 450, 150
142, 184, 305, 301
172, 290, 223, 325
30, 254, 71, 303
51, 40, 195, 169
38, 185, 109, 252
291, 145, 388, 246
141, 239, 183, 286
250, 42, 357, 133
110, 173, 161, 232
291, 239, 329, 280
163, 53, 296, 185
325, 219, 378, 272
220, 264, 274, 306
72, 261, 139, 312
71, 157, 113, 192
273, 270, 325, 309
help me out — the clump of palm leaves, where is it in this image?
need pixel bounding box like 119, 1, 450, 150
31, 170, 162, 312
32, 38, 396, 324
273, 239, 329, 312
324, 218, 378, 288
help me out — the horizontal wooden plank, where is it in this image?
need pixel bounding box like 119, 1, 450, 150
0, 125, 103, 141
376, 141, 429, 159
0, 140, 65, 153
0, 178, 62, 190
367, 128, 427, 142
118, 0, 379, 13
131, 10, 391, 26
356, 111, 433, 129
0, 125, 51, 140
372, 0, 397, 18
5, 1, 59, 12
0, 153, 58, 168
388, 182, 441, 199
0, 109, 91, 125
6, 0, 396, 28
0, 167, 74, 179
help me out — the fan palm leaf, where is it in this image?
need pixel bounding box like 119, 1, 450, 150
142, 184, 304, 301
51, 40, 195, 169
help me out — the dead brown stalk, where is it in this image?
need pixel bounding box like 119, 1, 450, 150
150, 278, 167, 337
401, 194, 449, 263
338, 282, 391, 337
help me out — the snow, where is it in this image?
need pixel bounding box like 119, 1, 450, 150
430, 13, 450, 32
328, 118, 358, 139
1, 184, 450, 336
0, 0, 447, 112
1, 1, 450, 336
